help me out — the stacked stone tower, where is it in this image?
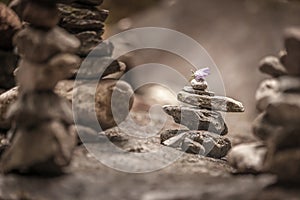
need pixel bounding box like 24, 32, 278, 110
161, 68, 244, 159
0, 0, 80, 174
253, 27, 300, 183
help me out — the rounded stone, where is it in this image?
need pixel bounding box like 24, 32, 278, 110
22, 1, 59, 29
72, 79, 134, 130
190, 79, 208, 90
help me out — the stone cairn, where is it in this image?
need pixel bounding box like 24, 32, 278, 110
0, 0, 134, 145
161, 68, 244, 159
0, 0, 81, 174
229, 27, 300, 183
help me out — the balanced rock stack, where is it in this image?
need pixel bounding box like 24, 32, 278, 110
57, 0, 133, 131
161, 68, 244, 159
0, 0, 79, 174
229, 27, 300, 182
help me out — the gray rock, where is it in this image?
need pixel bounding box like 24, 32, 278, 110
163, 105, 228, 135
58, 4, 107, 33
14, 26, 80, 63
265, 149, 300, 183
22, 1, 59, 29
75, 31, 103, 56
283, 27, 300, 76
160, 129, 189, 143
0, 120, 77, 174
228, 142, 267, 174
177, 91, 245, 112
255, 79, 280, 112
183, 86, 215, 96
73, 79, 134, 130
252, 112, 284, 141
181, 137, 205, 155
190, 79, 208, 90
16, 55, 80, 92
259, 56, 287, 77
161, 129, 231, 158
77, 57, 126, 79
266, 93, 300, 126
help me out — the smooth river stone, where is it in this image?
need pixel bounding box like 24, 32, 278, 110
14, 26, 80, 63
259, 56, 287, 77
183, 86, 214, 96
177, 91, 244, 112
255, 79, 280, 112
190, 79, 208, 90
228, 142, 267, 174
163, 105, 228, 135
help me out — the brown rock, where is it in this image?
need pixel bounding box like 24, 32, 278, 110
14, 26, 80, 63
75, 31, 103, 56
72, 79, 134, 130
0, 3, 22, 50
259, 56, 287, 77
22, 1, 59, 29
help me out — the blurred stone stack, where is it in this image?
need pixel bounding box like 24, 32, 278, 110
229, 27, 300, 182
0, 0, 79, 174
161, 68, 244, 159
0, 3, 21, 92
56, 0, 134, 132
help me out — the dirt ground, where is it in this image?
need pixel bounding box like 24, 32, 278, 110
1, 0, 300, 199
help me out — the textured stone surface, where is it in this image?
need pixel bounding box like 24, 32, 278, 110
228, 142, 267, 174
259, 56, 287, 77
58, 4, 107, 33
182, 86, 214, 96
14, 26, 80, 63
0, 3, 22, 50
255, 79, 279, 112
190, 79, 208, 90
22, 1, 59, 29
163, 105, 228, 135
283, 27, 300, 75
75, 31, 103, 56
77, 57, 126, 79
177, 91, 245, 112
73, 79, 134, 130
161, 130, 231, 158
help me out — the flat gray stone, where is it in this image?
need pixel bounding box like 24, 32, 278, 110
14, 26, 80, 63
183, 86, 215, 96
228, 142, 267, 174
259, 56, 287, 77
177, 91, 244, 112
163, 105, 228, 135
